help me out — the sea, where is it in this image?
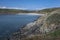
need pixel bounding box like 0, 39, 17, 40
0, 13, 40, 38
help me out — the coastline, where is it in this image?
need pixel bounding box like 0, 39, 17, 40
11, 14, 44, 39
17, 13, 45, 16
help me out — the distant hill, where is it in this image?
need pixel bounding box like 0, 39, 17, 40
37, 7, 60, 14
0, 9, 34, 14
0, 7, 60, 14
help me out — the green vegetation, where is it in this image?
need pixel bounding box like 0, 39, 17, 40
37, 7, 60, 14
0, 9, 34, 14
23, 29, 60, 40
0, 7, 60, 14
46, 13, 60, 24
49, 29, 60, 37
46, 12, 60, 37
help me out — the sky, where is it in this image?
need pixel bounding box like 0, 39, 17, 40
0, 0, 60, 10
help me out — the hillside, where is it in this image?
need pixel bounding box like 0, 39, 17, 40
23, 10, 60, 40
9, 9, 60, 40
37, 7, 60, 14
0, 9, 34, 14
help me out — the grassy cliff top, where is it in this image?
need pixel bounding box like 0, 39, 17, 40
46, 11, 60, 24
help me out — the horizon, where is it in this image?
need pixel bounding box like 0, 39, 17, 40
0, 0, 60, 10
0, 6, 60, 10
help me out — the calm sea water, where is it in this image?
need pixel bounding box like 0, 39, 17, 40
0, 14, 40, 37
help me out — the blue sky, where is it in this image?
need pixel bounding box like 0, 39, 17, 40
0, 0, 60, 10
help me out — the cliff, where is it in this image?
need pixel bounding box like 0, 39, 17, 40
9, 9, 60, 40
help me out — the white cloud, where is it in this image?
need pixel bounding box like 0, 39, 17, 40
0, 6, 7, 9
0, 6, 53, 10
0, 6, 27, 10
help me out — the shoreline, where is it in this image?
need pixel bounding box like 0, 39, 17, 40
17, 13, 45, 16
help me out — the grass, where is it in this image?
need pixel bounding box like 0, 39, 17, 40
46, 12, 60, 25
23, 29, 60, 40
49, 29, 60, 37
37, 7, 60, 14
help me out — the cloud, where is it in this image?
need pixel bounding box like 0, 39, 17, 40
0, 6, 7, 9
0, 6, 27, 10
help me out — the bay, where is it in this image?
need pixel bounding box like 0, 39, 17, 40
0, 14, 40, 37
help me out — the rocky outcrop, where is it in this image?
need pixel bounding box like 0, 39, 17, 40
40, 10, 60, 33
10, 10, 60, 40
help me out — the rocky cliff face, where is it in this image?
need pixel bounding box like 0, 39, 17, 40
10, 10, 60, 40
40, 10, 60, 33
